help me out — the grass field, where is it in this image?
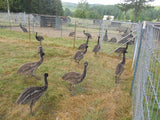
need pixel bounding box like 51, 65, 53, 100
0, 29, 133, 120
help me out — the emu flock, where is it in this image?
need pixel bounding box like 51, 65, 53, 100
16, 30, 129, 115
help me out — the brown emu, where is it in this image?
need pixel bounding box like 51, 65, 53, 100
83, 30, 92, 39
115, 43, 129, 57
115, 50, 127, 83
16, 73, 48, 116
62, 62, 88, 96
69, 32, 75, 37
73, 45, 88, 64
92, 36, 100, 55
17, 52, 45, 81
78, 36, 90, 50
19, 24, 28, 32
35, 32, 44, 45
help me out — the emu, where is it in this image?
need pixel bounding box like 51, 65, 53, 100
78, 36, 89, 50
92, 36, 100, 55
83, 30, 92, 39
73, 45, 88, 64
62, 62, 88, 96
19, 24, 28, 32
35, 32, 44, 46
103, 29, 108, 42
115, 43, 129, 57
16, 73, 48, 116
108, 37, 117, 43
115, 50, 127, 83
17, 52, 45, 82
69, 32, 75, 37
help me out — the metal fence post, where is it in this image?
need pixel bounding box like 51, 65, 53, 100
130, 22, 146, 95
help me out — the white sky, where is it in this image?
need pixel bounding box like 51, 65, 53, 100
61, 0, 160, 6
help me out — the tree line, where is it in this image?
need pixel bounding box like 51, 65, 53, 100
64, 0, 160, 22
0, 0, 63, 16
0, 0, 160, 22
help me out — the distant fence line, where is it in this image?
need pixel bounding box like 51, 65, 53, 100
0, 12, 137, 39
0, 12, 138, 59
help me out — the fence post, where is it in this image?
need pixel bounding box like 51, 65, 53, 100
130, 21, 146, 95
73, 21, 76, 48
7, 0, 11, 29
100, 19, 106, 50
28, 14, 31, 43
61, 19, 63, 38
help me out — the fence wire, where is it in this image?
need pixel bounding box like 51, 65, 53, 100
0, 12, 137, 59
132, 22, 160, 120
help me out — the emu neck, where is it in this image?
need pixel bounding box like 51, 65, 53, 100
86, 38, 89, 44
36, 33, 38, 37
121, 52, 126, 64
97, 38, 100, 44
39, 54, 44, 64
44, 76, 48, 88
81, 65, 87, 82
126, 44, 128, 50
83, 47, 88, 54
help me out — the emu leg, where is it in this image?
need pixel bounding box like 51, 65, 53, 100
24, 75, 27, 83
30, 101, 34, 116
117, 76, 120, 83
69, 84, 72, 91
71, 85, 75, 96
32, 74, 41, 80
115, 76, 118, 83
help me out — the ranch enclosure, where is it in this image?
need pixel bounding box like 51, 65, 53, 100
1, 11, 160, 120
0, 27, 133, 120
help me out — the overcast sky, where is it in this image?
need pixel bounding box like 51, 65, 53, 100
61, 0, 160, 6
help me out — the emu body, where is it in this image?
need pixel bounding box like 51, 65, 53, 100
73, 46, 88, 64
78, 36, 89, 50
92, 36, 100, 55
115, 50, 127, 83
19, 24, 28, 32
35, 32, 44, 45
16, 73, 48, 115
17, 52, 45, 81
83, 30, 92, 39
62, 62, 88, 95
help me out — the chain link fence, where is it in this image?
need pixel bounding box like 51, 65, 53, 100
132, 22, 160, 120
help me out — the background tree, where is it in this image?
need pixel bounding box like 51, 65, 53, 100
64, 8, 72, 16
119, 0, 155, 22
0, 0, 63, 15
74, 0, 89, 18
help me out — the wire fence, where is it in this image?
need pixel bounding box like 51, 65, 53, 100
0, 12, 138, 58
132, 22, 160, 120
2, 11, 160, 120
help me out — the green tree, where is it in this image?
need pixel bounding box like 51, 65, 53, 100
119, 0, 155, 22
88, 10, 101, 19
64, 8, 72, 16
74, 0, 89, 18
0, 0, 63, 16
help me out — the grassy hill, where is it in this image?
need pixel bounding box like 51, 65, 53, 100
0, 29, 133, 120
62, 2, 77, 11
62, 2, 103, 11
